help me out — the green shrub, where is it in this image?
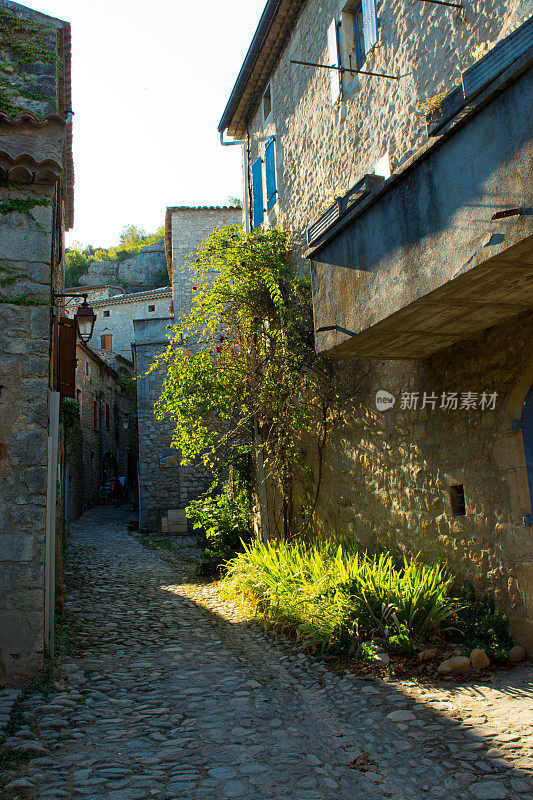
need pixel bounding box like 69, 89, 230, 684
222, 540, 461, 655
452, 587, 512, 661
385, 623, 413, 655
187, 485, 251, 577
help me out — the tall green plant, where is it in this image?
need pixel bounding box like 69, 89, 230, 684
153, 227, 334, 537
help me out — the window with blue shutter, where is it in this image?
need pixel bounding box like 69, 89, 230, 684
265, 137, 277, 210
251, 157, 263, 228
362, 0, 378, 54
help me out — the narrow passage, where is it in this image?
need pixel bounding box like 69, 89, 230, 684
2, 506, 532, 800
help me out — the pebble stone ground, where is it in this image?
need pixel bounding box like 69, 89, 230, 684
1, 505, 532, 800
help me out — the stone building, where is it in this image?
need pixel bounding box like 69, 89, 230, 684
0, 1, 74, 682
134, 206, 242, 531
66, 344, 134, 524
219, 0, 533, 649
78, 286, 173, 359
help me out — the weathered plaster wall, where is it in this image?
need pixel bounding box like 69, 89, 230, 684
134, 318, 210, 531
0, 187, 55, 683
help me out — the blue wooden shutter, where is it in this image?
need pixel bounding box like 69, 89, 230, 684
251, 157, 263, 228
362, 0, 378, 54
265, 137, 277, 210
327, 19, 342, 103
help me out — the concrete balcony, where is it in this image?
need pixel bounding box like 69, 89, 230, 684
307, 38, 533, 360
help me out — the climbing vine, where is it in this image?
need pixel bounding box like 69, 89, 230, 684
0, 197, 51, 232
153, 226, 338, 538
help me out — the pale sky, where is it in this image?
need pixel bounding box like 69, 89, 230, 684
20, 0, 266, 247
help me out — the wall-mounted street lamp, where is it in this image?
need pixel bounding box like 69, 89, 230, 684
53, 292, 97, 344
121, 412, 131, 431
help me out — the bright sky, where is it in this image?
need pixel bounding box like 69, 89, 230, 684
20, 0, 266, 247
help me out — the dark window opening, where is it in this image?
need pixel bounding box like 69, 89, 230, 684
93, 400, 98, 430
103, 310, 110, 317
105, 403, 110, 429
262, 83, 272, 122
148, 305, 155, 312
450, 485, 466, 516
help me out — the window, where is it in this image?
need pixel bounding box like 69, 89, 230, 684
93, 400, 98, 430
148, 305, 155, 312
103, 310, 110, 317
101, 333, 113, 351
105, 403, 110, 430
85, 362, 89, 377
251, 157, 264, 228
262, 83, 272, 124
353, 3, 366, 68
265, 137, 277, 210
450, 485, 466, 516
336, 1, 379, 95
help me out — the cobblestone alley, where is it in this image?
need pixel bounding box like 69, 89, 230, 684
1, 506, 532, 800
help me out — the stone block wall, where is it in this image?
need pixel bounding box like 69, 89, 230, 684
0, 186, 55, 683
134, 318, 211, 531
290, 311, 533, 648
167, 207, 242, 320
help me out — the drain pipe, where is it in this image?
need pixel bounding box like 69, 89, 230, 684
219, 129, 250, 234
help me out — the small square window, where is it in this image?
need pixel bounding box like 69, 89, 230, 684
262, 83, 272, 125
148, 305, 155, 312
103, 310, 110, 317
450, 485, 466, 516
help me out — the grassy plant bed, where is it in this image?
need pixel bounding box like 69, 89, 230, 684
220, 540, 521, 680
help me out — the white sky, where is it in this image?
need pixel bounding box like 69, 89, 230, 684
20, 0, 266, 247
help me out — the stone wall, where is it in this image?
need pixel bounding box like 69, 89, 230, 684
237, 0, 533, 650
134, 318, 211, 531
245, 0, 525, 265
0, 186, 55, 683
167, 207, 242, 319
66, 344, 134, 523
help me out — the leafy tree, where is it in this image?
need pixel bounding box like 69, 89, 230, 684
65, 246, 92, 287
153, 226, 336, 538
119, 224, 147, 248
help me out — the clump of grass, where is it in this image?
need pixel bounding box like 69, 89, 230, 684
222, 540, 461, 655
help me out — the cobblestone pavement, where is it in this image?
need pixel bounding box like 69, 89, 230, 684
1, 505, 532, 800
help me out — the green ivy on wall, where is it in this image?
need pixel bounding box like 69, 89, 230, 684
0, 196, 51, 232
0, 9, 59, 118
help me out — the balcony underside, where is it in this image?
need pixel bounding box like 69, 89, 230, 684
309, 55, 533, 361
320, 235, 533, 360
